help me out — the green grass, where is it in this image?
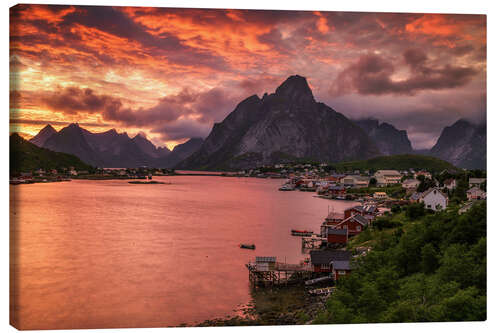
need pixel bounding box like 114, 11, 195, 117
333, 154, 459, 173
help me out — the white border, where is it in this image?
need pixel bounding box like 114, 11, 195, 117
2, 1, 498, 333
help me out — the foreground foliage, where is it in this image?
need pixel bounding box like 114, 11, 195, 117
10, 133, 93, 173
314, 201, 486, 323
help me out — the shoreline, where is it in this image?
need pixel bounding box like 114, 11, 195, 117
195, 285, 327, 327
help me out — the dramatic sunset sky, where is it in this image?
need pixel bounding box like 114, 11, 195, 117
9, 4, 486, 150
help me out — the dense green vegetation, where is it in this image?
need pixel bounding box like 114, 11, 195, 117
346, 184, 405, 199
10, 133, 93, 173
332, 154, 459, 173
315, 201, 486, 323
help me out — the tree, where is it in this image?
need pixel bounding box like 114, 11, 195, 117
421, 244, 439, 274
417, 177, 435, 192
405, 203, 426, 220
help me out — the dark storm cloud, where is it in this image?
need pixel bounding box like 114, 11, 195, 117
331, 51, 478, 96
10, 118, 112, 128
151, 119, 211, 141
37, 85, 244, 129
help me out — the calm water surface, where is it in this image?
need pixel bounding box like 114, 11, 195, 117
10, 176, 357, 329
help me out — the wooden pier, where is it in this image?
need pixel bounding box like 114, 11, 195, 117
302, 235, 326, 250
246, 257, 313, 288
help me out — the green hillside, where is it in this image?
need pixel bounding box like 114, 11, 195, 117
10, 133, 93, 173
333, 154, 459, 172
314, 201, 486, 323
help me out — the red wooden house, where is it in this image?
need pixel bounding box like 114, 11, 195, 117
334, 214, 369, 236
327, 228, 348, 245
344, 205, 378, 223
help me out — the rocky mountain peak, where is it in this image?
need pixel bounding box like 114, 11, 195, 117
430, 118, 486, 169
275, 75, 314, 104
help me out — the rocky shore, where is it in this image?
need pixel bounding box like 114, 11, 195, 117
195, 286, 327, 327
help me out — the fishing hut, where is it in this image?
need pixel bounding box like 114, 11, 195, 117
301, 234, 326, 250
246, 256, 313, 288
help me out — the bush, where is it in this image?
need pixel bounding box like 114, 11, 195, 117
405, 203, 426, 220
372, 217, 403, 230
391, 205, 402, 213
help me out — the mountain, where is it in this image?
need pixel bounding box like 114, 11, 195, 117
333, 154, 459, 173
354, 119, 413, 155
10, 133, 92, 173
29, 124, 57, 147
430, 119, 486, 170
177, 75, 380, 170
32, 123, 197, 168
43, 123, 102, 166
132, 133, 171, 158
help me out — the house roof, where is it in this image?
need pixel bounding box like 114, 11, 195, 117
256, 256, 276, 263
467, 186, 485, 194
349, 205, 377, 214
421, 187, 447, 200
410, 192, 423, 200
337, 214, 369, 227
328, 228, 348, 236
331, 260, 351, 270
310, 250, 351, 265
376, 170, 401, 176
330, 173, 345, 178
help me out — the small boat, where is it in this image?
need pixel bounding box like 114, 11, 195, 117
291, 229, 314, 236
279, 184, 294, 191
240, 244, 256, 250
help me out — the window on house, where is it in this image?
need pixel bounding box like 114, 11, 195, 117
321, 264, 329, 270
338, 270, 346, 275
356, 226, 361, 231
427, 205, 431, 208
343, 225, 347, 229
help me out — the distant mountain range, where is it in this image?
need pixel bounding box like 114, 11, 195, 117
29, 124, 203, 168
354, 119, 413, 155
26, 75, 485, 170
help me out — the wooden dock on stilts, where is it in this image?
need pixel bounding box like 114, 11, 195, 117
301, 235, 326, 250
246, 259, 314, 288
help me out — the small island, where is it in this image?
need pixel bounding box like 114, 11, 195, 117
128, 181, 168, 184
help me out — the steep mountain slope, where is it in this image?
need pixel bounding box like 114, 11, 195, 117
132, 133, 171, 158
354, 119, 413, 155
430, 119, 486, 170
10, 133, 92, 173
29, 124, 57, 147
43, 123, 102, 166
178, 75, 380, 170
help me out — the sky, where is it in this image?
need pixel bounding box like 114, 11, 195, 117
9, 5, 486, 150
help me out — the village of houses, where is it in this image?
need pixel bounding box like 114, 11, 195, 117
245, 167, 487, 297
9, 166, 175, 184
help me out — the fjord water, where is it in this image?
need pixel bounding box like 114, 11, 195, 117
10, 176, 357, 329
